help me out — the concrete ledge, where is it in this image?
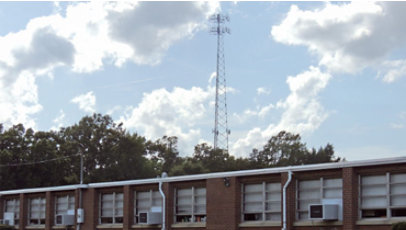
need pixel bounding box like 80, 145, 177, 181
357, 218, 406, 225
26, 225, 45, 229
294, 220, 342, 226
132, 224, 162, 228
52, 226, 74, 229
171, 222, 206, 228
239, 221, 281, 227
97, 224, 124, 229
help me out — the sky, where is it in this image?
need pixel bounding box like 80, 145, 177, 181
1, 1, 406, 161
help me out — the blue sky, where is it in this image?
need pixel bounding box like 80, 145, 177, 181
1, 1, 406, 160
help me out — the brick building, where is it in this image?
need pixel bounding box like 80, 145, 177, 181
1, 156, 405, 230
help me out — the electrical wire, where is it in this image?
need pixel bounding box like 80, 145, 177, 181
0, 153, 80, 168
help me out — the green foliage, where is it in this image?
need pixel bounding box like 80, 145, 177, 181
393, 222, 406, 230
0, 224, 14, 230
0, 114, 342, 190
249, 131, 340, 169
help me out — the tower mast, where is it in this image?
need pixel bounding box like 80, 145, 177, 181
210, 14, 230, 151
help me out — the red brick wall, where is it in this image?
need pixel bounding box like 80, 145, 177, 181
342, 167, 358, 230
82, 187, 97, 230
19, 193, 27, 230
45, 191, 52, 230
206, 177, 240, 230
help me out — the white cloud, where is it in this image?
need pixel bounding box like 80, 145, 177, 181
0, 1, 218, 128
51, 109, 67, 131
232, 67, 331, 156
257, 87, 271, 95
0, 72, 42, 129
71, 91, 96, 113
233, 104, 274, 124
271, 2, 406, 80
379, 60, 406, 83
120, 85, 214, 155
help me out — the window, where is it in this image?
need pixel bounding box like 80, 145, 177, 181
297, 178, 342, 220
100, 192, 123, 224
55, 195, 75, 224
242, 182, 281, 222
360, 173, 406, 218
134, 190, 162, 224
175, 187, 206, 223
28, 197, 46, 225
4, 198, 20, 226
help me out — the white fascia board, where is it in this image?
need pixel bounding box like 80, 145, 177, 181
2, 156, 406, 193
88, 156, 406, 188
0, 184, 88, 196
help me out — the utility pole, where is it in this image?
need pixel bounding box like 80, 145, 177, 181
210, 13, 231, 151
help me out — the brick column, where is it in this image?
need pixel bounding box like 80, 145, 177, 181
82, 188, 97, 230
123, 185, 133, 230
206, 177, 240, 230
0, 199, 3, 220
281, 172, 296, 230
163, 182, 172, 230
45, 191, 53, 230
343, 167, 358, 230
19, 193, 27, 230
75, 189, 80, 227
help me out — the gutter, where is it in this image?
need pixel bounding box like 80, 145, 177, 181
159, 172, 168, 230
282, 170, 293, 230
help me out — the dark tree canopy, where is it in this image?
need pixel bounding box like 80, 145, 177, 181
0, 114, 342, 190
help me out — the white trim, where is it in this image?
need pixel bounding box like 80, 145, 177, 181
1, 156, 406, 194
0, 184, 88, 196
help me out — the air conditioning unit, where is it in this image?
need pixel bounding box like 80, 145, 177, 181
55, 214, 75, 225
1, 212, 15, 226
309, 204, 338, 220
139, 212, 162, 225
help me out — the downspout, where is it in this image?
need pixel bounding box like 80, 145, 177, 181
159, 172, 168, 230
282, 170, 293, 230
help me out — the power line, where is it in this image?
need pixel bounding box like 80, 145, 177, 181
0, 153, 80, 168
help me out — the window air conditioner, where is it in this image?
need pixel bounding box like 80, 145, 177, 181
2, 212, 15, 226
309, 204, 338, 220
139, 212, 162, 225
55, 214, 75, 225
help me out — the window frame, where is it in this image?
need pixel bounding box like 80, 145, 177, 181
28, 197, 46, 226
99, 192, 124, 225
174, 186, 206, 223
134, 189, 162, 224
241, 182, 282, 222
4, 198, 20, 226
54, 194, 75, 225
296, 177, 343, 221
359, 172, 406, 220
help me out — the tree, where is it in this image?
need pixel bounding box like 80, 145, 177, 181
250, 131, 340, 168
0, 124, 67, 190
60, 113, 156, 183
147, 136, 181, 174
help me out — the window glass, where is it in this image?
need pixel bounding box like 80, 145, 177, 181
134, 190, 163, 224
5, 198, 20, 226
100, 192, 123, 224
175, 187, 206, 223
243, 182, 281, 222
297, 178, 342, 220
28, 197, 46, 225
361, 173, 406, 218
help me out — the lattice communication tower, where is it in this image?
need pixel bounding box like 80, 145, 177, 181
210, 14, 230, 151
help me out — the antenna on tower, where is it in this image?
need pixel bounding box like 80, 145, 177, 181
210, 13, 231, 152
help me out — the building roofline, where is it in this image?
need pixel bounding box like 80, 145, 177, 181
1, 156, 406, 195
0, 184, 88, 196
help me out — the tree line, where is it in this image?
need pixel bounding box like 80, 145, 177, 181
0, 114, 341, 190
